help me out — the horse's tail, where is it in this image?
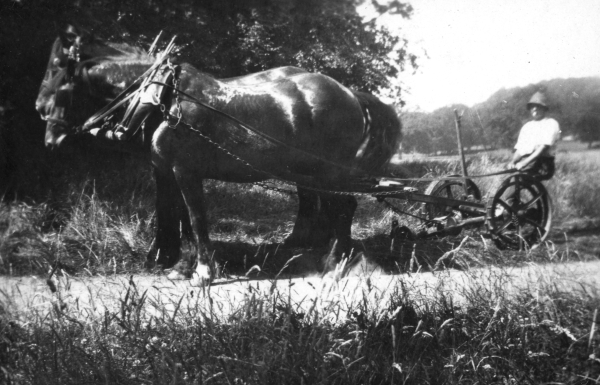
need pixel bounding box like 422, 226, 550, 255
352, 92, 401, 175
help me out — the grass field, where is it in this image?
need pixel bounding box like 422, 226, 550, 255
4, 144, 598, 277
1, 143, 599, 384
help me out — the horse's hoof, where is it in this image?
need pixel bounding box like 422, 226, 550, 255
144, 259, 157, 269
167, 270, 187, 280
190, 264, 211, 287
283, 236, 305, 248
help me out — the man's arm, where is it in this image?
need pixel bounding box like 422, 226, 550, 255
508, 150, 523, 170
513, 144, 548, 170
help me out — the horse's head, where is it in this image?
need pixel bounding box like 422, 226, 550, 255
36, 25, 153, 148
36, 25, 84, 147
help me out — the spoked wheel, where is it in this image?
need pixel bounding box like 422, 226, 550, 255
486, 174, 552, 250
423, 175, 482, 219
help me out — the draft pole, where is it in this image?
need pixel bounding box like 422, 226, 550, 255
453, 109, 469, 195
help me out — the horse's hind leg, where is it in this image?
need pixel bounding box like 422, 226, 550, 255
146, 166, 184, 269
285, 188, 333, 248
320, 194, 357, 273
285, 189, 357, 272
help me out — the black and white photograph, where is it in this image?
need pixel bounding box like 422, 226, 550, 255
1, 0, 599, 383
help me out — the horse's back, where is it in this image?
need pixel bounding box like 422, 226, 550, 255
191, 66, 365, 133
223, 66, 307, 86
172, 64, 399, 177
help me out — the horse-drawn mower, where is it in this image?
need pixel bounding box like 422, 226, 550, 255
40, 31, 553, 282
370, 172, 552, 250
78, 37, 552, 253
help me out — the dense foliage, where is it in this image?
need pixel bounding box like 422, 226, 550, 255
0, 0, 416, 199
402, 77, 600, 154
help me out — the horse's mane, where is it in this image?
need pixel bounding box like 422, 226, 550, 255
85, 41, 154, 66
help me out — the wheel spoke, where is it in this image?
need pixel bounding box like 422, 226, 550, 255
510, 194, 521, 209
445, 185, 454, 199
523, 216, 544, 230
498, 220, 514, 232
522, 193, 543, 210
497, 199, 517, 215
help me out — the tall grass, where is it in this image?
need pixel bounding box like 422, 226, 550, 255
1, 150, 599, 276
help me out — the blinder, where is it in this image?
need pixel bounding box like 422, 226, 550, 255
87, 63, 180, 141
40, 37, 82, 128
44, 82, 75, 127
41, 66, 83, 132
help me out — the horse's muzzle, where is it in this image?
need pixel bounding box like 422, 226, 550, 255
45, 121, 70, 149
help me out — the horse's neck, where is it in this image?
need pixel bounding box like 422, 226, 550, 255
83, 40, 152, 93
83, 40, 147, 61
179, 65, 229, 101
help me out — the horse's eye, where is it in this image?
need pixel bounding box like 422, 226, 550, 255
53, 57, 61, 67
66, 32, 78, 43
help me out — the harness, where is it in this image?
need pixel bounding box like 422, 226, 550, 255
80, 38, 178, 132
38, 33, 512, 201
77, 59, 516, 188
41, 37, 551, 242
89, 63, 180, 141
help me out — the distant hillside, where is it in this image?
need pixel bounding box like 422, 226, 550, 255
401, 77, 600, 154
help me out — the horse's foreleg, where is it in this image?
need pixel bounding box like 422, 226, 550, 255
171, 171, 213, 286
146, 167, 183, 269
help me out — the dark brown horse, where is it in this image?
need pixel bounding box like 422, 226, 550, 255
36, 28, 401, 285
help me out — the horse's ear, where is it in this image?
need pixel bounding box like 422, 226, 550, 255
58, 23, 81, 47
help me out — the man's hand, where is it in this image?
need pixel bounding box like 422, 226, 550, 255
515, 161, 526, 170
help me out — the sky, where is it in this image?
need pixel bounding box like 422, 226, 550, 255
360, 0, 600, 111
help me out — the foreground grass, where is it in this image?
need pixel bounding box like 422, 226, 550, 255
2, 260, 599, 384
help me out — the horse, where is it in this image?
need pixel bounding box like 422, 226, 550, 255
36, 27, 402, 285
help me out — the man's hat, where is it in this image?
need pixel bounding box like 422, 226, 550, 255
527, 91, 549, 109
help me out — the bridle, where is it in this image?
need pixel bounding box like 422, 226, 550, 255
40, 38, 99, 133
75, 39, 179, 141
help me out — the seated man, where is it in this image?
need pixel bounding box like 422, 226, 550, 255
508, 91, 561, 180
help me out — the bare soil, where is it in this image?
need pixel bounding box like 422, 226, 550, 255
3, 259, 599, 323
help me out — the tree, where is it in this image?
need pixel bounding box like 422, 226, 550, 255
575, 113, 600, 148
485, 114, 520, 150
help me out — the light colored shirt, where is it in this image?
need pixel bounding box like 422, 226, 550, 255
514, 117, 561, 157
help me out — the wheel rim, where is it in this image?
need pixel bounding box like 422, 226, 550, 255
487, 175, 551, 250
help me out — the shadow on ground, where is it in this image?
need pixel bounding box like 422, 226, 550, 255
203, 234, 460, 280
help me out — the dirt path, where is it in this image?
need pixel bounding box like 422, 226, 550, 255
2, 261, 599, 323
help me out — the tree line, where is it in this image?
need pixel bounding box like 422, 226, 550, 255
401, 77, 600, 154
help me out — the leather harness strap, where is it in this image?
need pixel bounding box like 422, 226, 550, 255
82, 36, 178, 130
90, 63, 179, 141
